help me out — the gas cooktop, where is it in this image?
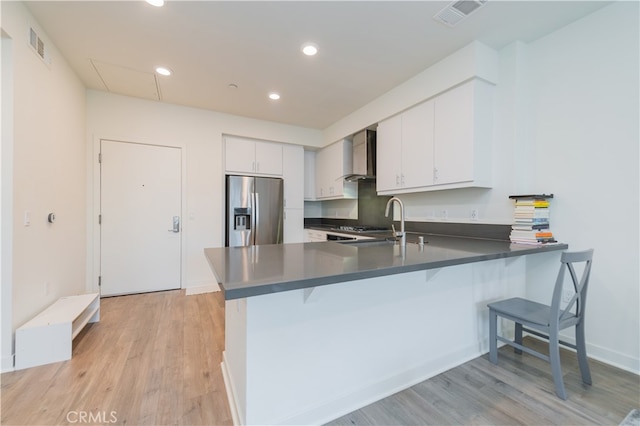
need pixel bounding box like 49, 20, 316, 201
336, 225, 391, 233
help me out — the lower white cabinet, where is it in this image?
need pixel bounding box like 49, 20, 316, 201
304, 229, 327, 242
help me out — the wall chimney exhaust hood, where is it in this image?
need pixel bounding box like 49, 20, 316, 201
344, 129, 376, 182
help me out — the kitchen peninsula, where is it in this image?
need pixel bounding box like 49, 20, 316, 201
205, 236, 567, 425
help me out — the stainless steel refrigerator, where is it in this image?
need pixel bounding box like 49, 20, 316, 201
225, 175, 284, 247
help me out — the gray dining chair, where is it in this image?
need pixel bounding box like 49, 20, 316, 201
487, 249, 594, 400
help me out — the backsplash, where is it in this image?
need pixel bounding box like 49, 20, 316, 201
303, 180, 392, 223
357, 180, 392, 227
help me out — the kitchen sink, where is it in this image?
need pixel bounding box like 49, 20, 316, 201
336, 239, 396, 247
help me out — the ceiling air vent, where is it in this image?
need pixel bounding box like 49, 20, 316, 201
28, 27, 52, 66
433, 0, 488, 27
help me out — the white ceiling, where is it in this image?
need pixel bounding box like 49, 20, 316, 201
25, 1, 610, 130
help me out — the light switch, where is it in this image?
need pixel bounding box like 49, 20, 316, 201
24, 210, 31, 226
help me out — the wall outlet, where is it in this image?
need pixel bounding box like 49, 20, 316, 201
470, 208, 479, 221
441, 209, 448, 220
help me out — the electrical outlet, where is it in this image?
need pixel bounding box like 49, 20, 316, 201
441, 209, 448, 220
562, 288, 573, 303
470, 208, 479, 221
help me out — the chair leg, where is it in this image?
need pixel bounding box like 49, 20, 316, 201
575, 322, 592, 385
514, 322, 523, 354
489, 309, 498, 364
549, 331, 567, 400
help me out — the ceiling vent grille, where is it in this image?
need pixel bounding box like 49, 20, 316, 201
29, 27, 52, 66
433, 0, 488, 27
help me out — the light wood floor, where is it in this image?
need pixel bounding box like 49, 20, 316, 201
1, 290, 232, 426
2, 290, 638, 425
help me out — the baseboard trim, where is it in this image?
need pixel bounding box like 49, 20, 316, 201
185, 283, 220, 296
1, 354, 15, 373
527, 333, 639, 375
221, 352, 241, 426
275, 344, 482, 425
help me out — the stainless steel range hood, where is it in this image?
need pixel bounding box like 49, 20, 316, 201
344, 129, 376, 181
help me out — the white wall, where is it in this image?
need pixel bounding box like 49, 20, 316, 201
322, 2, 639, 372
1, 2, 87, 371
86, 92, 322, 292
524, 1, 639, 372
1, 31, 15, 372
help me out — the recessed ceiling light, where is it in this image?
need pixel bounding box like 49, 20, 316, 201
301, 43, 318, 56
155, 66, 171, 76
146, 0, 164, 7
269, 93, 281, 100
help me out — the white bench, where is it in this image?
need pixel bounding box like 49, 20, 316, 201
15, 293, 100, 370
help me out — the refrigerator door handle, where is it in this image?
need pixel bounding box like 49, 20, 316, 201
253, 192, 259, 244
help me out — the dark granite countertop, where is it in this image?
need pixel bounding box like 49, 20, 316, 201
204, 235, 568, 300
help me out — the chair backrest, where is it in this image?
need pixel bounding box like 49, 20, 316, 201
550, 249, 594, 326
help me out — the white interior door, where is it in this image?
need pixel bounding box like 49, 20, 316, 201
100, 140, 182, 296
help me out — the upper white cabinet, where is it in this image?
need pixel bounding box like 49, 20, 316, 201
225, 136, 283, 176
315, 140, 357, 200
432, 79, 492, 187
304, 150, 316, 200
377, 79, 493, 195
377, 100, 434, 193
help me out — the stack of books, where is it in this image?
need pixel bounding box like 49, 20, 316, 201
509, 195, 557, 245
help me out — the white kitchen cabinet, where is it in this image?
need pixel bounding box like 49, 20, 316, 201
283, 209, 304, 243
304, 150, 316, 200
283, 145, 305, 243
377, 79, 493, 195
377, 100, 434, 194
225, 136, 283, 176
304, 229, 327, 242
315, 139, 357, 200
283, 145, 304, 209
376, 114, 402, 193
432, 79, 492, 188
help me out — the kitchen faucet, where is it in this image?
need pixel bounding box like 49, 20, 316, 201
385, 197, 406, 247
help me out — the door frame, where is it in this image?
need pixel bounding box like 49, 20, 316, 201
89, 137, 187, 295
